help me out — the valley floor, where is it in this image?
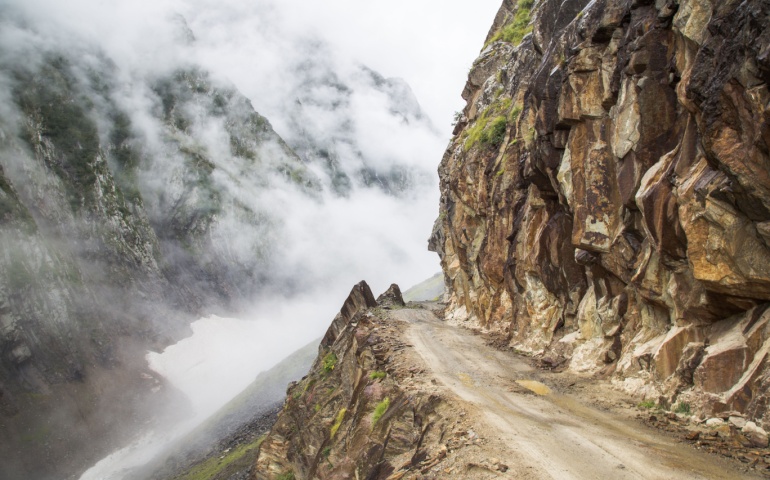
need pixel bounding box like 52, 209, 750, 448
390, 304, 767, 479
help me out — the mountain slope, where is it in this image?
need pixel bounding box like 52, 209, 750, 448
0, 13, 319, 479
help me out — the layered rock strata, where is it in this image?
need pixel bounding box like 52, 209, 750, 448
255, 282, 452, 479
430, 0, 770, 423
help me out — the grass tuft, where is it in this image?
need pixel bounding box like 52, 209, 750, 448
369, 371, 387, 380
485, 116, 508, 148
175, 435, 265, 480
487, 0, 535, 47
463, 91, 523, 152
372, 397, 390, 425
330, 408, 347, 438
464, 113, 508, 151
322, 352, 338, 373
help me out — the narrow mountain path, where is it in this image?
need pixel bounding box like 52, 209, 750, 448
392, 305, 760, 480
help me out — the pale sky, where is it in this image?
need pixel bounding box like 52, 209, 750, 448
270, 0, 504, 129
9, 0, 503, 132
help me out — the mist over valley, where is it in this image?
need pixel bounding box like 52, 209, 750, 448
0, 0, 501, 478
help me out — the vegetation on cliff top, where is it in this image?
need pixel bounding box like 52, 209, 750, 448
487, 0, 534, 47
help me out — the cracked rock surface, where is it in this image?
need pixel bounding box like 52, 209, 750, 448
431, 0, 770, 425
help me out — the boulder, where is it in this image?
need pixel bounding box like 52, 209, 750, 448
705, 418, 725, 428
742, 421, 769, 448
376, 283, 406, 308
728, 416, 747, 429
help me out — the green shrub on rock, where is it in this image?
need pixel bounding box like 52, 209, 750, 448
372, 397, 390, 425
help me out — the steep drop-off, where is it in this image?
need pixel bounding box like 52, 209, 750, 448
430, 0, 770, 423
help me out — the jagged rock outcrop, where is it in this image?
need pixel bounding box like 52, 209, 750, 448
255, 282, 450, 479
431, 0, 770, 424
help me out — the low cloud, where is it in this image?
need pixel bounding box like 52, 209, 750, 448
0, 1, 502, 476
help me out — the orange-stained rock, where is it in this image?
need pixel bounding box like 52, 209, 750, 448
677, 159, 770, 300
654, 327, 705, 380
430, 0, 770, 424
695, 343, 751, 394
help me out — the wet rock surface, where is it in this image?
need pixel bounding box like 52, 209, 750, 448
431, 0, 770, 427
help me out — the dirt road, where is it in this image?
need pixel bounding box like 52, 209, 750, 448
393, 306, 760, 480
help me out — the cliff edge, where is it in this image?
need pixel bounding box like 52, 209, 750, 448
254, 282, 452, 479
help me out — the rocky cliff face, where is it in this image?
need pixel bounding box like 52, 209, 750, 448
431, 0, 770, 424
255, 283, 453, 480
